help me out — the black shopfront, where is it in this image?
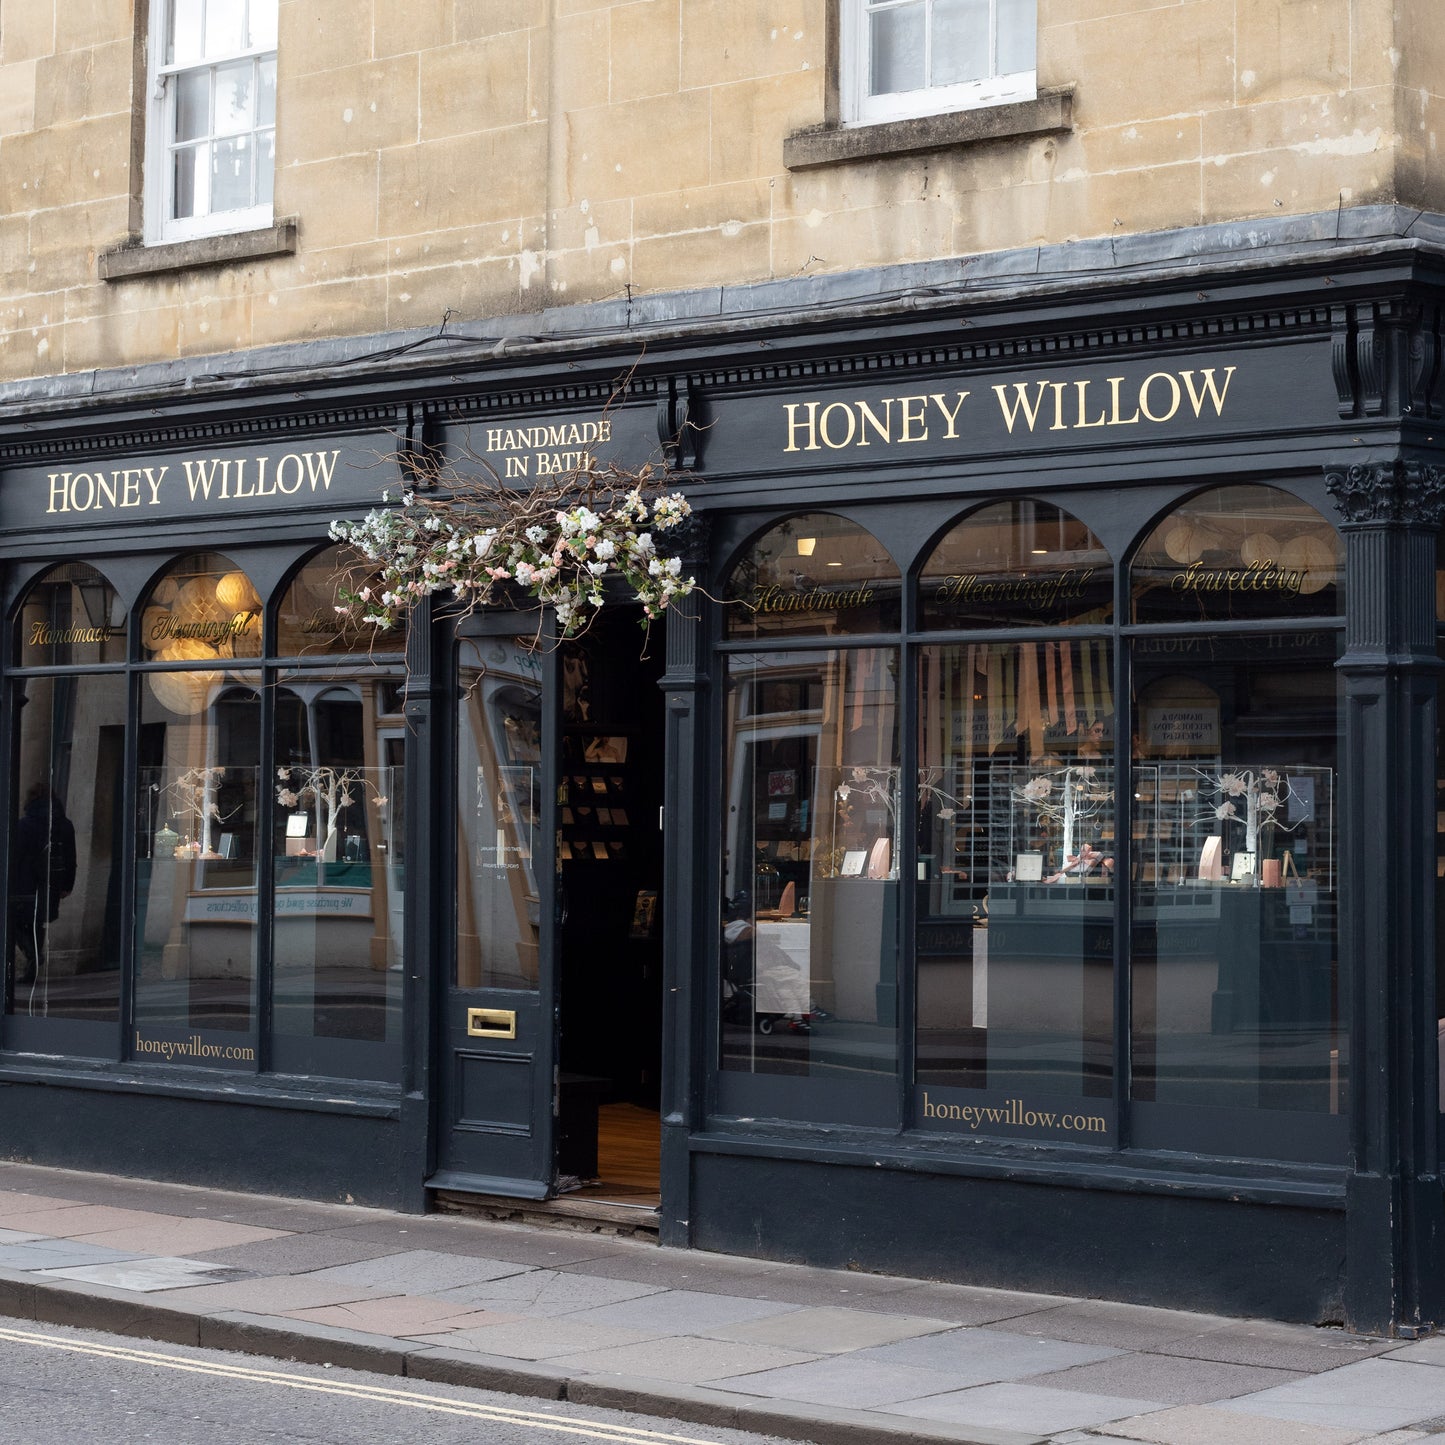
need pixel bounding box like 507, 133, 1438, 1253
2, 233, 1444, 1335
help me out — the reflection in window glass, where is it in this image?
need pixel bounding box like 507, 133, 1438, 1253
276, 545, 406, 658
135, 680, 260, 1053
1132, 485, 1343, 625
920, 499, 1113, 630
271, 676, 404, 1071
916, 642, 1114, 1110
141, 552, 263, 671
16, 564, 127, 667
1131, 632, 1344, 1132
723, 514, 900, 641
721, 649, 900, 1081
1438, 537, 1445, 1121
6, 673, 127, 1024
457, 640, 543, 991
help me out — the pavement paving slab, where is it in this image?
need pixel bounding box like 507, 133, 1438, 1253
888, 1381, 1164, 1434
68, 1219, 289, 1255
995, 1299, 1234, 1350
37, 1256, 253, 1292
709, 1354, 986, 1409
703, 1303, 957, 1353
561, 1286, 801, 1334
1386, 1338, 1445, 1367
550, 1334, 821, 1385
433, 1266, 667, 1315
0, 1204, 182, 1237
0, 1160, 1436, 1445
1217, 1358, 1445, 1433
140, 1274, 399, 1313
0, 1239, 145, 1271
426, 1314, 662, 1360
186, 1232, 398, 1275
1024, 1350, 1307, 1406
281, 1294, 518, 1337
867, 1281, 1079, 1326
298, 1247, 535, 1295
0, 1192, 92, 1217
1102, 1402, 1378, 1444
1150, 1318, 1397, 1373
854, 1324, 1123, 1383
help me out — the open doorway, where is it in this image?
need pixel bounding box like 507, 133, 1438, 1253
554, 608, 666, 1210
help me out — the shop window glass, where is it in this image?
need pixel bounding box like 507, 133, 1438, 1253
456, 638, 544, 991
276, 544, 406, 658
271, 677, 404, 1073
135, 681, 261, 1058
1131, 485, 1343, 625
1130, 629, 1344, 1154
914, 503, 1116, 1128
16, 563, 127, 666
723, 514, 901, 641
721, 647, 901, 1084
6, 672, 127, 1026
915, 640, 1115, 1116
920, 500, 1113, 630
140, 552, 263, 669
1436, 531, 1445, 1121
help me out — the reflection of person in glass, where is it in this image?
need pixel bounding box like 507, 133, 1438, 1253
10, 783, 77, 983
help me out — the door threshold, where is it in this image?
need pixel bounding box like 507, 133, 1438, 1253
432, 1188, 661, 1240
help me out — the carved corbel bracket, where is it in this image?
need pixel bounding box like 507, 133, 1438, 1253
1332, 301, 1445, 421
1325, 458, 1445, 527
397, 406, 444, 491
656, 376, 704, 472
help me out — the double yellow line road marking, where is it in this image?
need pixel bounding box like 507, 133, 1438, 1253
0, 1324, 732, 1444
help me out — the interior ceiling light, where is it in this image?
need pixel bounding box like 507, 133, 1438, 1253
796, 537, 816, 556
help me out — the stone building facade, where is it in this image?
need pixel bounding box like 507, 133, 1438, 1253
2, 3, 1445, 1335
0, 1, 1439, 378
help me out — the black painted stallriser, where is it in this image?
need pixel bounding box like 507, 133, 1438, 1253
0, 1084, 406, 1210
690, 1152, 1346, 1324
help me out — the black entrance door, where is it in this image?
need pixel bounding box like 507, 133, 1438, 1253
430, 615, 558, 1197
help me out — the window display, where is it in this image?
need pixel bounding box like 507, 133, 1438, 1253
915, 504, 1116, 1120
6, 545, 406, 1080
720, 515, 903, 1103
1129, 487, 1344, 1155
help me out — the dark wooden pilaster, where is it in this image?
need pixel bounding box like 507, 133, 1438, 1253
398, 596, 437, 1213
1328, 459, 1445, 1333
657, 523, 710, 1249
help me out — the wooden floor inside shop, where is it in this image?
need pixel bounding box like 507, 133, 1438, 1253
570, 1102, 661, 1210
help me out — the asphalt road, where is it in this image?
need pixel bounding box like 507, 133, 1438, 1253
0, 1320, 796, 1445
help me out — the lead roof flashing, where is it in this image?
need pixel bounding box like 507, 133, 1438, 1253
1, 204, 1444, 423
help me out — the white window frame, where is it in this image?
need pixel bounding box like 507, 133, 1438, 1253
842, 0, 1037, 128
144, 0, 277, 246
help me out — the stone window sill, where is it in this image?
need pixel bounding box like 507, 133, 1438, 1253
783, 87, 1073, 170
99, 218, 298, 281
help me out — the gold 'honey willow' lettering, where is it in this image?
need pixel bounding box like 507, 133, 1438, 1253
782, 367, 1236, 453
44, 450, 343, 515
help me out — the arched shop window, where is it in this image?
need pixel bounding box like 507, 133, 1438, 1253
713, 485, 1347, 1165
1128, 485, 1345, 1161
270, 546, 407, 1077
5, 545, 406, 1082
7, 564, 128, 1040
136, 553, 264, 1047
915, 501, 1116, 1127
719, 514, 902, 1126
